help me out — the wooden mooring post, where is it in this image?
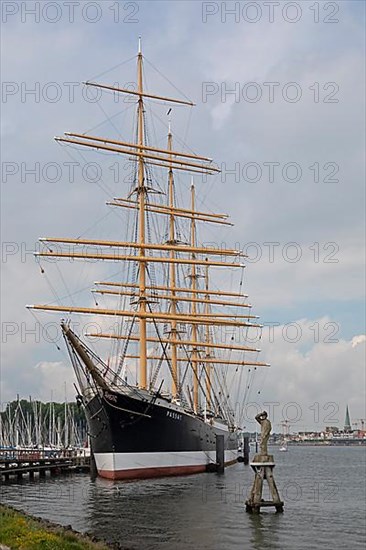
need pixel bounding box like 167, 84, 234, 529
243, 435, 250, 465
216, 434, 225, 473
245, 454, 284, 514
89, 449, 98, 480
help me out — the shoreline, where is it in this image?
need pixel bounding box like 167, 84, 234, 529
0, 503, 127, 550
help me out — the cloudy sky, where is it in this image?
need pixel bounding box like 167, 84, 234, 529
1, 1, 365, 431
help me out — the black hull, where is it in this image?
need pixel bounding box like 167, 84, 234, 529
84, 389, 238, 479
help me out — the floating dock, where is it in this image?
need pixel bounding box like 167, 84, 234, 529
0, 449, 90, 482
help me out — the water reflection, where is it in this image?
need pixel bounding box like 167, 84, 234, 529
248, 512, 283, 550
87, 474, 223, 549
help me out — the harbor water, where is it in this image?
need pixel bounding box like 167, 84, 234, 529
1, 446, 365, 549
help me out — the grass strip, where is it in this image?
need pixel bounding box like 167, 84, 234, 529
0, 504, 112, 549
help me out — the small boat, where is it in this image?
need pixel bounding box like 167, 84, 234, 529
279, 420, 289, 451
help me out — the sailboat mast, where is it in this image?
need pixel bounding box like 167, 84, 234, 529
204, 263, 212, 409
49, 391, 52, 447
64, 382, 69, 448
190, 184, 199, 413
137, 40, 147, 389
167, 127, 179, 399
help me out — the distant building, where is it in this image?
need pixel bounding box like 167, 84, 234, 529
325, 426, 339, 433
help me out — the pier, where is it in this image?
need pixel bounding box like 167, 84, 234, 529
0, 449, 90, 482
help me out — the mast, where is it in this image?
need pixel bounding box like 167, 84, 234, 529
204, 263, 212, 410
64, 382, 68, 448
30, 45, 272, 409
190, 183, 199, 413
49, 390, 52, 447
167, 124, 179, 399
137, 39, 147, 390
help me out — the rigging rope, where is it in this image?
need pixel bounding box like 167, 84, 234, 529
86, 54, 137, 82
143, 55, 193, 104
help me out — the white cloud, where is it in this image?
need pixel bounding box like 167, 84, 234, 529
352, 334, 366, 348
33, 361, 75, 402
244, 318, 366, 431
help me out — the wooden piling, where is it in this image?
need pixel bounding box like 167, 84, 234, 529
89, 450, 97, 480
243, 435, 250, 465
245, 455, 284, 513
216, 434, 225, 473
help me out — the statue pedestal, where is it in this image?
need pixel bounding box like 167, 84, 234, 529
245, 455, 284, 514
251, 454, 274, 464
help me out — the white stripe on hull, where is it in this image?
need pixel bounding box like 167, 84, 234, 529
95, 450, 238, 480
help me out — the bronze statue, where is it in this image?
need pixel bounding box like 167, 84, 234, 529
255, 411, 271, 456
246, 412, 283, 513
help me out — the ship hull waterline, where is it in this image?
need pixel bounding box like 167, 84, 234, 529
84, 388, 238, 480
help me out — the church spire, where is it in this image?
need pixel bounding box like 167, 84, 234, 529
344, 405, 351, 431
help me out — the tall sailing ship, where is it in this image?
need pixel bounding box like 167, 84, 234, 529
28, 42, 269, 480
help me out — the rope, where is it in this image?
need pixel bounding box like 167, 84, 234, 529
147, 303, 176, 388
86, 55, 137, 82
115, 314, 137, 380
143, 55, 194, 104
